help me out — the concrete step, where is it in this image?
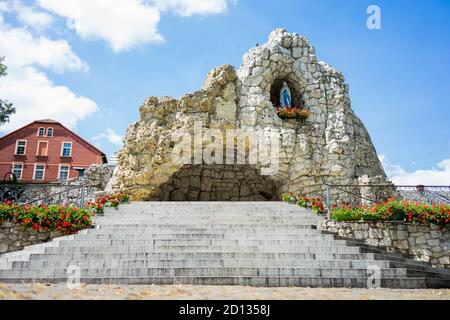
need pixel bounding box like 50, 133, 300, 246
42, 245, 362, 254
94, 222, 318, 227
94, 216, 318, 221
7, 259, 392, 270
386, 260, 450, 278
93, 225, 318, 231
113, 202, 300, 207
55, 239, 350, 247
21, 252, 377, 262
86, 227, 319, 234
102, 211, 315, 216
0, 267, 408, 278
0, 276, 433, 288
100, 208, 310, 212
99, 213, 316, 218
96, 214, 315, 218
93, 220, 319, 226
341, 240, 450, 276
70, 233, 338, 241
97, 209, 314, 214
104, 205, 306, 209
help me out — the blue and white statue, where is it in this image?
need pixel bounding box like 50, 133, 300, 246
280, 81, 292, 107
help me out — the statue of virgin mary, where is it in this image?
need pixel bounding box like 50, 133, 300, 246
280, 82, 292, 107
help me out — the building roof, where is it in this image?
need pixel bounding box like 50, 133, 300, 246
35, 119, 60, 124
0, 119, 108, 163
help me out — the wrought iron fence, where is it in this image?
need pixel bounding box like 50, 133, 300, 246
324, 184, 450, 219
0, 183, 97, 207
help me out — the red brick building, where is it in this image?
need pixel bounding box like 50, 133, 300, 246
0, 119, 107, 183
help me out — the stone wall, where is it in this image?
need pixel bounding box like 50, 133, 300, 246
0, 222, 57, 254
153, 164, 279, 201
84, 164, 115, 190
318, 220, 450, 268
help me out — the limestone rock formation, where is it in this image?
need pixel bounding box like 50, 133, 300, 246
111, 29, 389, 201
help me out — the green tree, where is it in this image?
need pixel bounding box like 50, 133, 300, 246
0, 57, 15, 125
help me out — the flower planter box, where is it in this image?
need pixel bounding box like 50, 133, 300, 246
276, 107, 311, 120
277, 115, 309, 120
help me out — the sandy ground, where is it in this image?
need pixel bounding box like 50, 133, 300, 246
0, 283, 449, 300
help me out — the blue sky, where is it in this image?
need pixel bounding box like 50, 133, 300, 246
0, 0, 449, 184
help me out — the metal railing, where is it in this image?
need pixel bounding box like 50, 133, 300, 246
0, 183, 96, 207
324, 184, 450, 220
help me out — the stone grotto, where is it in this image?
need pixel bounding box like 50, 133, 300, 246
109, 28, 390, 201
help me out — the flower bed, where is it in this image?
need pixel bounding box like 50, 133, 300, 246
276, 106, 311, 120
331, 198, 450, 228
0, 192, 131, 235
281, 193, 450, 228
281, 192, 326, 214
87, 192, 130, 214
0, 203, 94, 235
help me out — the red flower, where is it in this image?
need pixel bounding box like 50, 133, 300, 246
408, 212, 413, 222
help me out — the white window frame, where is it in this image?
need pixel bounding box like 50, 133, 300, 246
36, 140, 49, 156
61, 141, 72, 157
12, 162, 24, 180
33, 163, 46, 181
37, 127, 45, 136
46, 127, 53, 137
58, 164, 70, 181
15, 140, 27, 155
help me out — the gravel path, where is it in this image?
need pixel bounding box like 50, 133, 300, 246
0, 283, 449, 300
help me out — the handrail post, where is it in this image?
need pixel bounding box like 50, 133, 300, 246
80, 185, 86, 207
326, 185, 331, 220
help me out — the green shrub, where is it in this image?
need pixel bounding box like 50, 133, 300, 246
331, 207, 363, 221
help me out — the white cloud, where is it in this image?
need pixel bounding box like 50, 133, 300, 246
0, 19, 87, 72
379, 154, 450, 185
12, 0, 54, 32
0, 1, 54, 32
0, 2, 8, 12
92, 128, 123, 146
36, 0, 236, 51
378, 154, 407, 177
37, 0, 163, 52
0, 15, 97, 133
0, 66, 97, 132
152, 0, 230, 17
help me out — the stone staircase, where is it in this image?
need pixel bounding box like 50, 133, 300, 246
0, 202, 449, 288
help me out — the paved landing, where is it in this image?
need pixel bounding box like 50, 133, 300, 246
0, 283, 449, 300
